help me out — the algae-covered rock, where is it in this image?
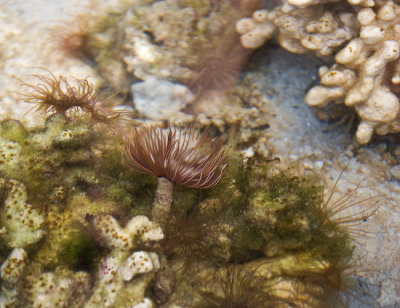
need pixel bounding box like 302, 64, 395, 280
0, 99, 368, 307
79, 0, 250, 94
0, 113, 159, 267
162, 155, 362, 307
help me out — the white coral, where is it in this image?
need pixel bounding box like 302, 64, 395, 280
0, 179, 44, 248
92, 214, 163, 250
28, 268, 90, 308
236, 10, 275, 49
85, 215, 163, 308
120, 251, 160, 281
237, 4, 358, 56
0, 248, 28, 307
305, 1, 400, 143
239, 0, 400, 143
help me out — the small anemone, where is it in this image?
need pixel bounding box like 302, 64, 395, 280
19, 71, 124, 122
290, 257, 381, 307
186, 43, 251, 93
50, 22, 92, 60
124, 125, 227, 189
195, 262, 290, 308
319, 168, 381, 240
161, 201, 223, 262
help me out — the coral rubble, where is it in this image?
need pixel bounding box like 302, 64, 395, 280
238, 0, 400, 143
75, 0, 253, 100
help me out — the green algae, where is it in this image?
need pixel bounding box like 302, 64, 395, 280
0, 114, 156, 269
59, 231, 100, 270
0, 109, 361, 306
0, 120, 27, 144
161, 153, 358, 306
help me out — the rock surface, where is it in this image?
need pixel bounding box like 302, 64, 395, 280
0, 0, 399, 306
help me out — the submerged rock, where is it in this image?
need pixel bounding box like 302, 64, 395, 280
131, 78, 194, 121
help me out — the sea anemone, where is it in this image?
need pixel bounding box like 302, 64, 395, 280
50, 19, 93, 61
196, 262, 289, 308
124, 125, 227, 189
186, 43, 251, 93
19, 71, 122, 122
319, 168, 380, 240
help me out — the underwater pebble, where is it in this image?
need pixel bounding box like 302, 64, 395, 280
131, 78, 194, 120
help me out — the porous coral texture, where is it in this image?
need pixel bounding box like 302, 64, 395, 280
85, 215, 163, 308
119, 0, 247, 85
0, 248, 28, 307
237, 2, 358, 56
238, 0, 400, 143
306, 0, 400, 143
25, 268, 91, 308
0, 180, 44, 248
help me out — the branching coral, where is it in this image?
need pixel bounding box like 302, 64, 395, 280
237, 3, 358, 55
0, 179, 44, 248
0, 248, 28, 307
305, 1, 400, 143
237, 0, 400, 143
85, 214, 163, 308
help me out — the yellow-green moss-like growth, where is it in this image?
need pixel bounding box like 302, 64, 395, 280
230, 161, 353, 262
162, 153, 362, 306
0, 114, 156, 269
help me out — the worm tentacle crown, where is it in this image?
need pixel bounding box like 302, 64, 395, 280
124, 125, 227, 189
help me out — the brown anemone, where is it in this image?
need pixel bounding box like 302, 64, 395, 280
124, 125, 227, 189
19, 71, 122, 122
